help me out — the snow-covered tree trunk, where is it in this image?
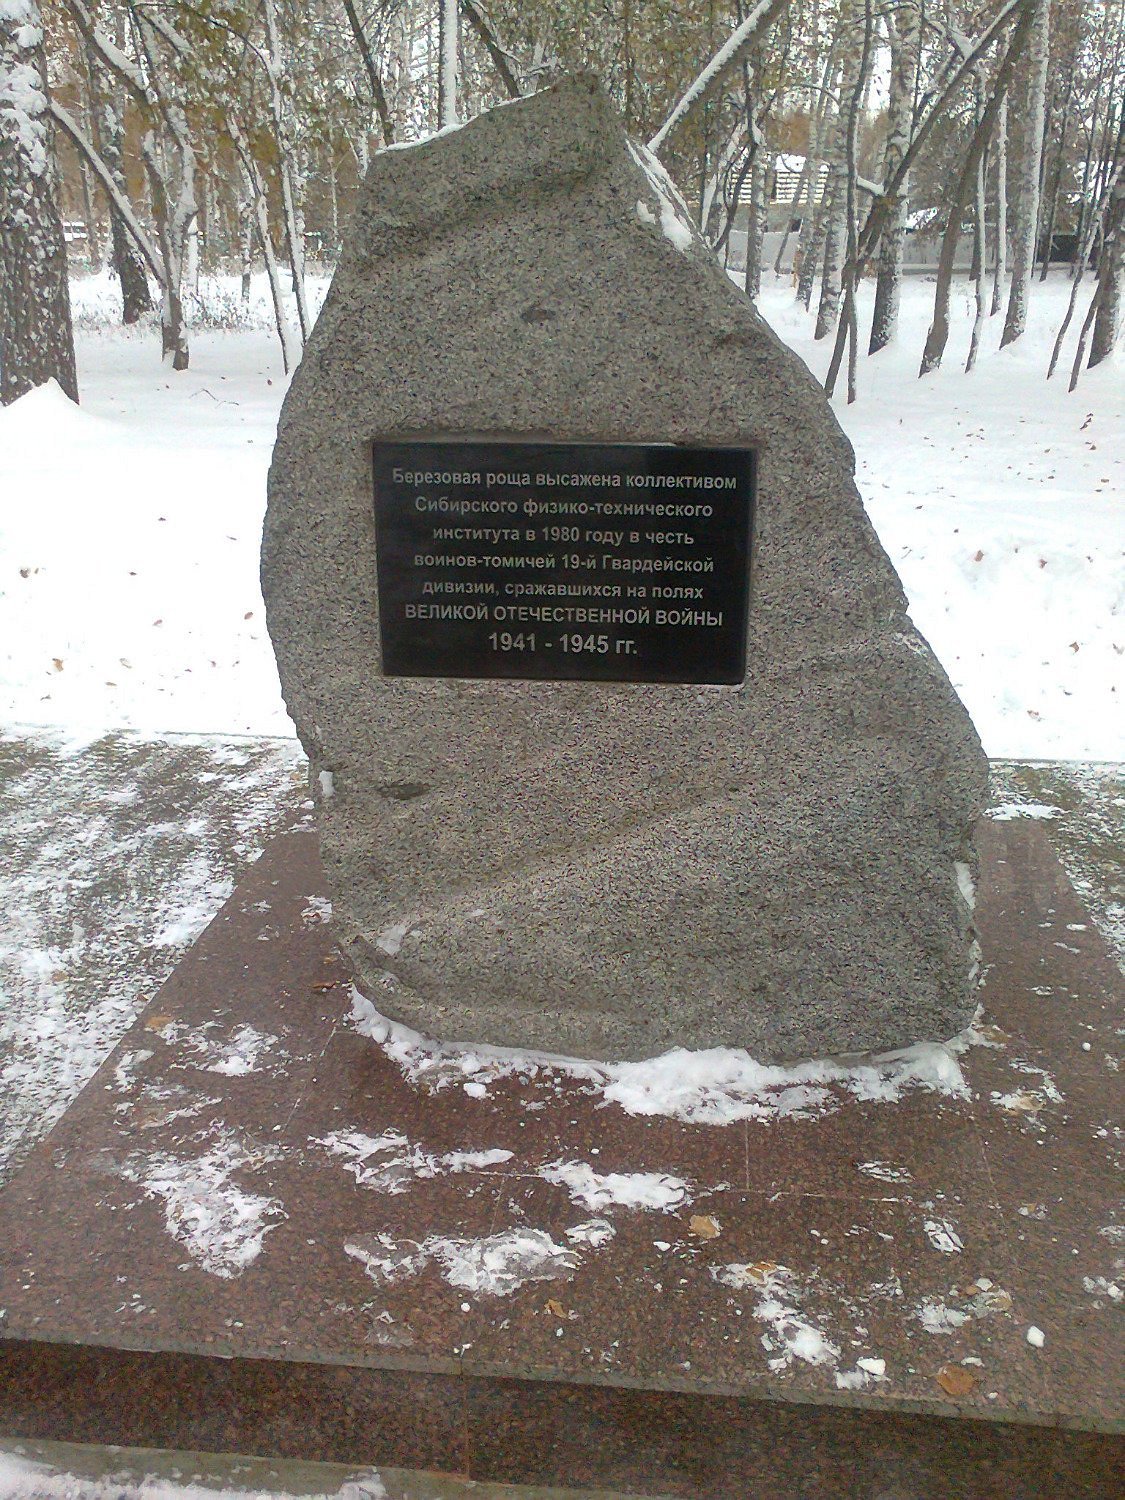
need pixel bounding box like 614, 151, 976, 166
966, 82, 989, 371
239, 179, 252, 304
86, 46, 151, 324
0, 0, 77, 404
870, 0, 920, 353
744, 146, 767, 300
439, 0, 459, 129
991, 93, 1007, 314
797, 186, 830, 308
1089, 176, 1124, 367
647, 0, 788, 155
791, 46, 834, 290
920, 0, 1037, 376
816, 1, 865, 341
1001, 0, 1050, 347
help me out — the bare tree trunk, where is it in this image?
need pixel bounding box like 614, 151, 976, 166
966, 84, 989, 371
790, 48, 834, 288
870, 0, 921, 352
439, 0, 459, 129
824, 0, 874, 398
229, 117, 296, 374
1001, 0, 1050, 347
991, 94, 1008, 313
263, 0, 310, 344
816, 1, 865, 341
920, 0, 1037, 375
0, 0, 78, 405
240, 182, 253, 304
1089, 176, 1124, 366
798, 183, 831, 307
85, 43, 151, 324
341, 0, 395, 142
1038, 86, 1071, 280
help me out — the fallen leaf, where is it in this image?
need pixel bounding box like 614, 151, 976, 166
742, 1261, 779, 1285
690, 1214, 721, 1240
937, 1364, 977, 1397
973, 549, 984, 562
1069, 642, 1080, 652
312, 981, 338, 992
143, 1013, 173, 1032
546, 1299, 568, 1318
1001, 1092, 1042, 1115
52, 658, 64, 672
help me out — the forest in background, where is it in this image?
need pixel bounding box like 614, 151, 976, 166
1, 0, 1122, 404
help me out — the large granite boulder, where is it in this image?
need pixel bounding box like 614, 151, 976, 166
263, 74, 988, 1063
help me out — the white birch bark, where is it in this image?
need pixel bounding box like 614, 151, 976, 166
991, 93, 1008, 314
870, 0, 920, 353
816, 1, 864, 341
263, 0, 310, 344
967, 82, 989, 371
0, 0, 77, 404
1089, 176, 1124, 366
440, 0, 459, 129
1001, 0, 1050, 347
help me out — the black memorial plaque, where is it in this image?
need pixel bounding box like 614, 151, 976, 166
372, 440, 755, 684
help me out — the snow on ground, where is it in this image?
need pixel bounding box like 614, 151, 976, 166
0, 1445, 391, 1500
0, 269, 1120, 757
0, 731, 304, 1185
756, 272, 1123, 761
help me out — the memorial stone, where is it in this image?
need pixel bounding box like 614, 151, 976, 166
263, 73, 989, 1063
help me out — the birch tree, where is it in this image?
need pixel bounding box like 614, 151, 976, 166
920, 2, 1036, 375
0, 0, 78, 404
84, 35, 150, 322
1089, 173, 1124, 365
869, 0, 920, 352
1000, 0, 1050, 346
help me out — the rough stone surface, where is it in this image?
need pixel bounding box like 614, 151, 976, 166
263, 74, 989, 1063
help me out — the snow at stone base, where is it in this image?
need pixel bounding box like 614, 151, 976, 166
0, 270, 1120, 758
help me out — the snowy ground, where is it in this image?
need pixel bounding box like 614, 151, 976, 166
0, 268, 1120, 758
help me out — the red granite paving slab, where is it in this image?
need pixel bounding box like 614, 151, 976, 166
0, 1342, 469, 1473
464, 1380, 1123, 1499
0, 816, 1121, 1490
465, 1180, 1050, 1422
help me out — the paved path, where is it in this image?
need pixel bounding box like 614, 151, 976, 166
0, 731, 304, 1187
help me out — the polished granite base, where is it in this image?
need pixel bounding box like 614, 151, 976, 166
0, 817, 1121, 1498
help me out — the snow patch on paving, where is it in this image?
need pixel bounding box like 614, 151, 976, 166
344, 1227, 579, 1297
712, 1262, 841, 1371
316, 1128, 512, 1192
537, 1159, 691, 1212
349, 987, 973, 1125
118, 1128, 285, 1279
987, 801, 1063, 822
